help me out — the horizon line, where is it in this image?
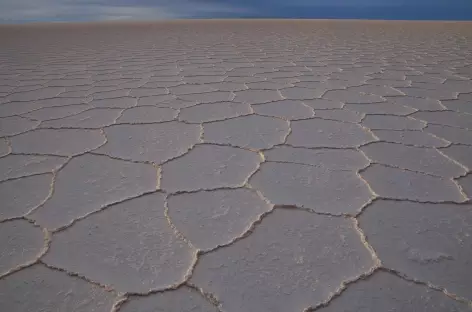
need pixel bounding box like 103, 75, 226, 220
2, 17, 472, 27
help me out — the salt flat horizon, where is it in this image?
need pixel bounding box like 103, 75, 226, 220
2, 18, 472, 27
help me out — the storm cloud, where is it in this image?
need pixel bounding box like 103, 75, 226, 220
0, 0, 470, 23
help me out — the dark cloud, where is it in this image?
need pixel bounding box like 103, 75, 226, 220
0, 0, 470, 23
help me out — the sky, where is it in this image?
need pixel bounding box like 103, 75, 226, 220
0, 0, 471, 23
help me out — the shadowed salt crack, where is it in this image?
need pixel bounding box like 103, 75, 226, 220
22, 151, 159, 230
310, 196, 472, 310
188, 206, 379, 311
0, 222, 51, 279
40, 191, 198, 295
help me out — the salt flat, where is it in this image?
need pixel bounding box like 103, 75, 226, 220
1, 20, 472, 311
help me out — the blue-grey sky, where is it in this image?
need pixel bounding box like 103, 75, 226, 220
1, 0, 471, 23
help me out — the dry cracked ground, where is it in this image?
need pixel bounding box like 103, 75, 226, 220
1, 20, 472, 311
